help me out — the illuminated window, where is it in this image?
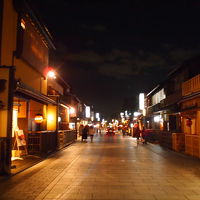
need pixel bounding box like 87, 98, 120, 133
152, 89, 166, 105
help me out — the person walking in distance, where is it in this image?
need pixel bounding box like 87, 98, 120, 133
82, 125, 89, 142
89, 125, 95, 142
134, 124, 140, 143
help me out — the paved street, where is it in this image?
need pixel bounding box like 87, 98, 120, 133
1, 132, 200, 200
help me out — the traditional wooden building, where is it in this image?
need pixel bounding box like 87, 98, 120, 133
0, 0, 57, 175
48, 74, 79, 150
179, 57, 200, 158
145, 55, 200, 155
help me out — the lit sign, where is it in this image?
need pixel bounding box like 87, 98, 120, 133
134, 112, 141, 117
85, 106, 90, 118
139, 93, 144, 110
96, 113, 100, 119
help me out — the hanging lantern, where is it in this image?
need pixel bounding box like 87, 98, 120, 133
186, 118, 192, 127
34, 114, 43, 124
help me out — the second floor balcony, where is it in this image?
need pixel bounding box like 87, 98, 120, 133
160, 90, 182, 108
182, 74, 200, 96
146, 103, 161, 115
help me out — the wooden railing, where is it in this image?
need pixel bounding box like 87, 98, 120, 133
146, 103, 161, 115
158, 131, 173, 149
172, 133, 185, 152
182, 74, 200, 96
185, 134, 200, 158
27, 131, 57, 156
27, 130, 77, 156
57, 130, 77, 149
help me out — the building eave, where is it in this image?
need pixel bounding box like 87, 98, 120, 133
13, 0, 56, 50
179, 91, 200, 104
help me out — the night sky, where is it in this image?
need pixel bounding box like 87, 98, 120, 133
31, 0, 200, 119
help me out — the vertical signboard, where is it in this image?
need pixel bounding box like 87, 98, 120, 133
139, 93, 144, 110
85, 106, 90, 118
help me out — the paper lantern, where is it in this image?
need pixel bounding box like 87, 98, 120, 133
186, 119, 192, 127
34, 114, 43, 124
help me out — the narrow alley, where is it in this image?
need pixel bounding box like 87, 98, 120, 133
1, 132, 200, 200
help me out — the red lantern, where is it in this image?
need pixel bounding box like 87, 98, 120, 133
34, 114, 43, 124
186, 119, 192, 127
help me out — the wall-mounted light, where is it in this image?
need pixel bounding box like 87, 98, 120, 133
34, 114, 43, 124
154, 115, 160, 122
46, 68, 56, 79
58, 116, 61, 122
69, 107, 75, 115
21, 19, 26, 30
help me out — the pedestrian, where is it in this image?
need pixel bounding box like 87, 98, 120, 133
89, 125, 95, 142
82, 125, 89, 142
134, 125, 140, 141
79, 124, 84, 138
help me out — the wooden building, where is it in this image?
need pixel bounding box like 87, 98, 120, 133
145, 55, 200, 155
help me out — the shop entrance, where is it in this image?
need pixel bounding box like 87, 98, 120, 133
11, 97, 42, 174
12, 98, 28, 161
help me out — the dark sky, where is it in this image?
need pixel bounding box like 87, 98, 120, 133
32, 0, 200, 119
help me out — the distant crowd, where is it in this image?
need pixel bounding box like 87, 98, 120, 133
79, 125, 95, 143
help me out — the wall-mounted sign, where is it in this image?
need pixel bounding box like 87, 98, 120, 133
139, 93, 144, 110
85, 106, 90, 118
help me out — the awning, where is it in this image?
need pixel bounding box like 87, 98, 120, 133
179, 91, 200, 103
15, 83, 57, 105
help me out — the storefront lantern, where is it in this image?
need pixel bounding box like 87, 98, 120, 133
186, 118, 192, 127
34, 114, 43, 124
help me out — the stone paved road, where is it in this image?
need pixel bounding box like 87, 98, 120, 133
1, 133, 200, 200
